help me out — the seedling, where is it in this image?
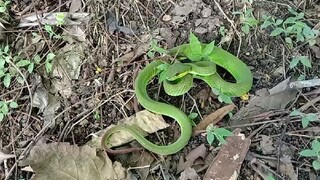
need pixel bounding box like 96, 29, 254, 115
299, 139, 320, 170
44, 24, 62, 39
206, 124, 233, 145
289, 55, 312, 69
261, 8, 319, 47
289, 109, 318, 128
233, 8, 259, 34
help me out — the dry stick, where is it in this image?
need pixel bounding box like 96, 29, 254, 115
213, 0, 242, 57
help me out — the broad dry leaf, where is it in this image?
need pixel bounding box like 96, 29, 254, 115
193, 104, 235, 134
177, 144, 207, 173
259, 135, 275, 155
19, 142, 127, 180
178, 167, 200, 180
51, 43, 85, 98
230, 77, 298, 126
88, 110, 169, 148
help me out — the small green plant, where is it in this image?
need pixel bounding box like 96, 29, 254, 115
0, 100, 18, 121
261, 8, 319, 47
44, 24, 62, 39
289, 109, 318, 128
299, 139, 320, 170
206, 125, 233, 145
233, 8, 259, 34
93, 111, 100, 121
0, 45, 33, 87
55, 13, 65, 26
45, 52, 55, 73
289, 55, 311, 69
212, 88, 233, 104
0, 0, 10, 14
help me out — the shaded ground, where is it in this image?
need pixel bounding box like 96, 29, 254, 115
0, 0, 320, 179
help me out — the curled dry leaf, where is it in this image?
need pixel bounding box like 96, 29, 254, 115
193, 104, 235, 135
19, 142, 127, 180
88, 110, 169, 149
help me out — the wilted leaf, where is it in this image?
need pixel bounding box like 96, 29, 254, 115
19, 142, 127, 180
259, 135, 276, 155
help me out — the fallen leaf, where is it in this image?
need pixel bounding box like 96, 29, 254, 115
69, 0, 82, 12
177, 144, 207, 173
51, 43, 85, 98
19, 142, 127, 180
193, 104, 235, 135
88, 110, 169, 149
203, 129, 251, 180
259, 135, 275, 155
178, 167, 201, 180
230, 77, 298, 126
0, 151, 15, 162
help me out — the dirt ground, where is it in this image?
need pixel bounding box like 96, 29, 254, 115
1, 0, 320, 179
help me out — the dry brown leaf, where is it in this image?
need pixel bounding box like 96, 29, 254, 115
193, 104, 235, 134
177, 144, 208, 173
19, 142, 127, 180
230, 77, 298, 126
69, 0, 82, 12
88, 110, 169, 149
259, 135, 275, 155
178, 167, 201, 180
203, 129, 251, 180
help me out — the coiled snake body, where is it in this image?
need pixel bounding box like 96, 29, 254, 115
101, 44, 253, 155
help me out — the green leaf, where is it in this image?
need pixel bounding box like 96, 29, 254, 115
187, 53, 202, 61
241, 24, 250, 34
202, 41, 215, 57
16, 60, 31, 67
158, 70, 167, 83
1, 103, 9, 114
305, 113, 317, 122
4, 45, 9, 53
16, 76, 24, 84
33, 55, 42, 64
285, 37, 292, 44
275, 19, 283, 25
299, 149, 317, 157
270, 28, 284, 36
283, 17, 296, 24
146, 51, 154, 58
45, 61, 52, 73
308, 39, 317, 46
214, 128, 233, 137
296, 12, 304, 20
189, 32, 202, 56
3, 73, 11, 87
261, 21, 272, 29
206, 132, 215, 145
299, 56, 311, 68
156, 64, 169, 71
9, 101, 18, 108
245, 17, 259, 26
46, 53, 56, 60
0, 113, 3, 121
289, 109, 302, 116
313, 160, 320, 170
289, 58, 300, 69
216, 135, 227, 145
288, 8, 298, 16
312, 140, 320, 153
188, 112, 198, 120
296, 32, 305, 42
28, 63, 34, 73
0, 7, 6, 13
301, 117, 310, 128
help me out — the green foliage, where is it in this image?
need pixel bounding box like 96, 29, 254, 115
44, 24, 62, 39
261, 8, 319, 47
212, 88, 233, 104
186, 32, 215, 61
299, 139, 320, 170
45, 53, 55, 73
289, 109, 318, 128
206, 125, 233, 146
55, 13, 65, 26
289, 56, 311, 69
233, 8, 259, 34
187, 112, 198, 126
0, 100, 18, 122
93, 111, 100, 121
0, 0, 10, 14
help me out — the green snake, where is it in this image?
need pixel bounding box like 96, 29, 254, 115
101, 43, 253, 155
